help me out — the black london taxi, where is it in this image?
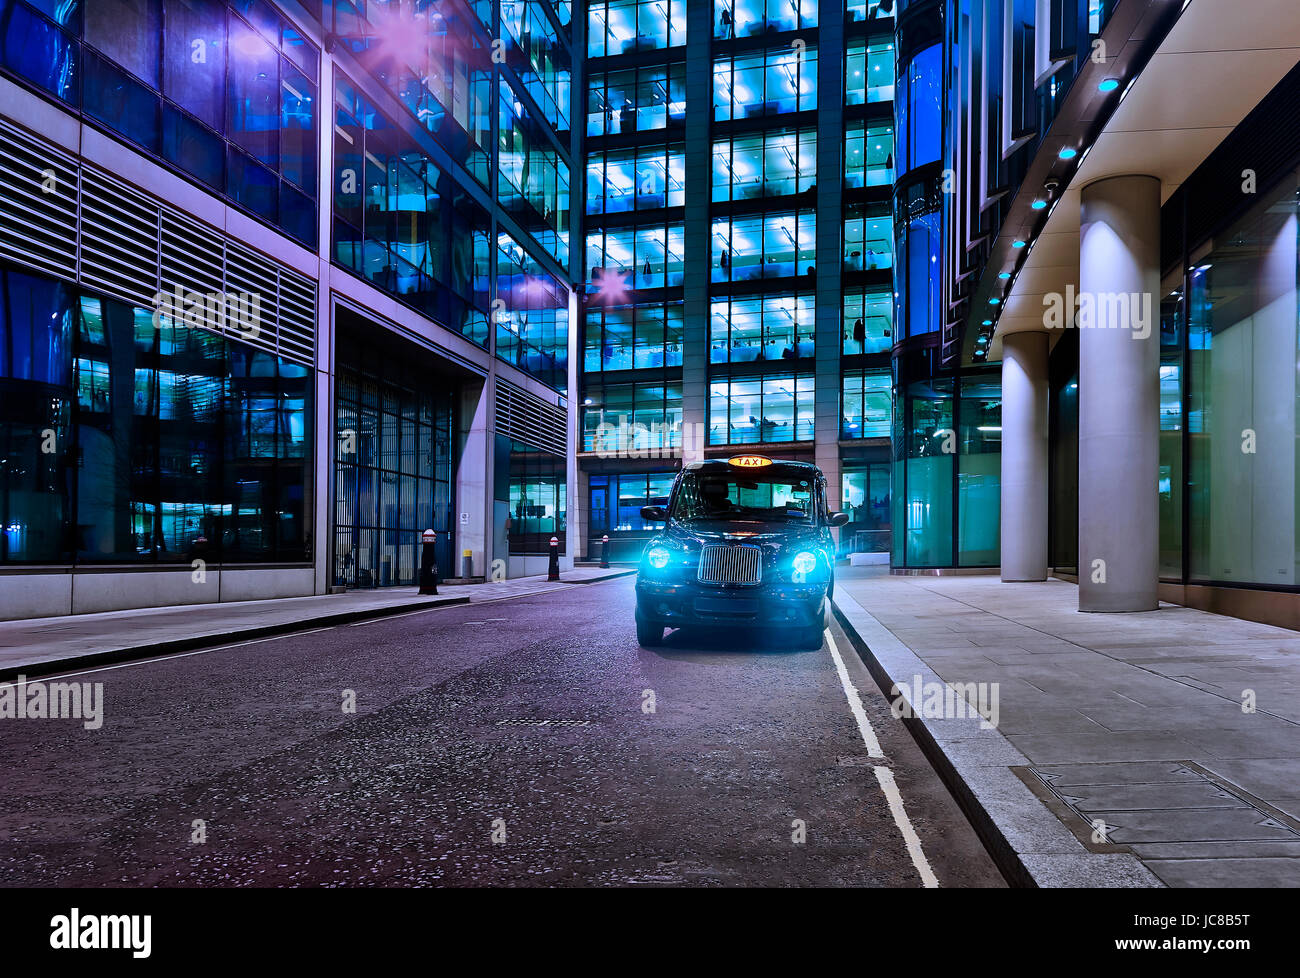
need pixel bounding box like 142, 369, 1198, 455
634, 455, 849, 648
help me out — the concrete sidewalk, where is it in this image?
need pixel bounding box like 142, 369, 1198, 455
0, 567, 634, 680
832, 566, 1300, 888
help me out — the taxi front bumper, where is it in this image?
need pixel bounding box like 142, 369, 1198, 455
635, 577, 828, 629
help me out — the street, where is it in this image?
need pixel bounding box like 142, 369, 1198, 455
0, 578, 1002, 887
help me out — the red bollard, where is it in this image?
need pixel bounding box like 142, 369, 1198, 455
600, 534, 610, 569
547, 536, 560, 581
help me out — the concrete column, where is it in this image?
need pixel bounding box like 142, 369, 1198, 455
678, 0, 713, 463
999, 331, 1049, 581
1077, 174, 1160, 612
814, 1, 846, 516
455, 376, 492, 579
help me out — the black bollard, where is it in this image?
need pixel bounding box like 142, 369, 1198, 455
600, 534, 610, 569
419, 529, 439, 595
547, 535, 560, 581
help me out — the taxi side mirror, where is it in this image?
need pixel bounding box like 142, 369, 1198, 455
641, 505, 668, 522
829, 512, 850, 526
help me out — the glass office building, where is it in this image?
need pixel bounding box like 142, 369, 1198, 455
0, 0, 580, 616
578, 0, 899, 561
929, 0, 1300, 624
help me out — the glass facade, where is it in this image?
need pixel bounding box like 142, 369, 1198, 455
582, 383, 683, 453
0, 267, 310, 565
495, 233, 570, 393
333, 73, 493, 347
500, 436, 565, 554
0, 0, 320, 244
1182, 170, 1300, 588
333, 335, 453, 588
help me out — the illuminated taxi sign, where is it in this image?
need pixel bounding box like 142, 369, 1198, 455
728, 454, 772, 469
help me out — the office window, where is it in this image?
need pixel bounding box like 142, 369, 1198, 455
582, 383, 682, 453
584, 301, 684, 372
712, 211, 815, 282
714, 0, 817, 38
713, 46, 817, 121
842, 288, 893, 354
713, 128, 815, 201
708, 373, 814, 445
587, 144, 685, 214
847, 0, 895, 22
501, 0, 572, 133
843, 204, 893, 272
845, 122, 894, 189
587, 64, 686, 135
845, 39, 894, 105
587, 0, 685, 56
163, 0, 224, 130
586, 223, 685, 291
710, 295, 813, 363
841, 369, 892, 437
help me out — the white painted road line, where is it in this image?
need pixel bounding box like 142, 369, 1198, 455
874, 765, 940, 888
825, 626, 940, 888
824, 628, 884, 759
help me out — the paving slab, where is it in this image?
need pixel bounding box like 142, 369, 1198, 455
833, 565, 1300, 888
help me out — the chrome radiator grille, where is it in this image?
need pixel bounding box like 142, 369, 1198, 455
697, 544, 762, 585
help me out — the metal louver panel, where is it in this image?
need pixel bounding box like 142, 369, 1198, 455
0, 119, 78, 281
495, 378, 567, 456
80, 170, 159, 308
697, 545, 762, 586
224, 240, 279, 357
160, 211, 224, 308
276, 267, 316, 364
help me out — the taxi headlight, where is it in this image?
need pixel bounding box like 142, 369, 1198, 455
646, 545, 672, 569
792, 551, 818, 576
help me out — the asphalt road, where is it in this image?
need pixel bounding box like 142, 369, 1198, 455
0, 577, 1004, 887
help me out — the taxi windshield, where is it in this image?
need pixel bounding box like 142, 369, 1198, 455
671, 469, 819, 524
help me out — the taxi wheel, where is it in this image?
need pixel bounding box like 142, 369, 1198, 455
636, 614, 665, 647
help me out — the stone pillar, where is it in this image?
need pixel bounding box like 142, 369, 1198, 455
1000, 330, 1049, 581
1077, 174, 1160, 612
